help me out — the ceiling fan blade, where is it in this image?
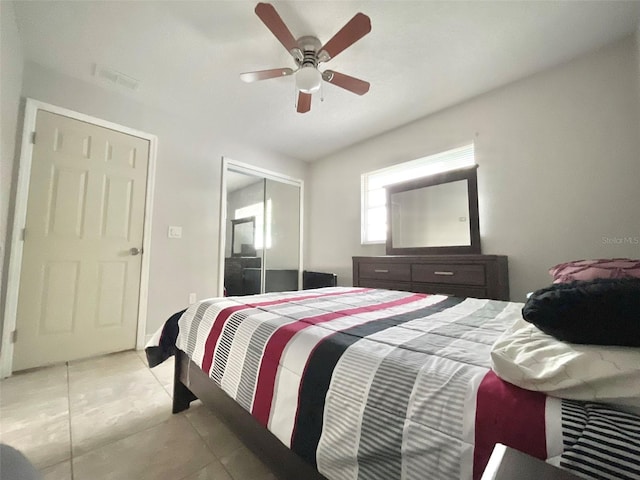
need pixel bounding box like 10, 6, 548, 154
255, 3, 299, 55
240, 68, 294, 83
296, 92, 312, 113
319, 13, 371, 61
323, 70, 370, 95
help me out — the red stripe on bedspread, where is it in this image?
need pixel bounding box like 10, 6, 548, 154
473, 370, 547, 479
200, 289, 370, 374
201, 304, 250, 373
251, 293, 428, 426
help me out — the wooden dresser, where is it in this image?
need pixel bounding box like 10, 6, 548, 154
352, 254, 509, 301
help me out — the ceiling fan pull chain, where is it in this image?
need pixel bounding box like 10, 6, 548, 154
320, 81, 324, 102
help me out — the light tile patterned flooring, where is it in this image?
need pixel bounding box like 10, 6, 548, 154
0, 350, 278, 480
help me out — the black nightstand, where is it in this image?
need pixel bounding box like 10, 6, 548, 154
481, 444, 582, 480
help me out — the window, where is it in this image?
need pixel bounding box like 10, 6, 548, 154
361, 144, 475, 244
235, 200, 272, 249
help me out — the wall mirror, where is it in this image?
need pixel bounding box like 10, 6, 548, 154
386, 165, 480, 255
230, 217, 256, 257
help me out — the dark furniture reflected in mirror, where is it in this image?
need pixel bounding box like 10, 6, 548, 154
231, 217, 257, 257
224, 257, 261, 296
386, 165, 481, 255
242, 268, 299, 295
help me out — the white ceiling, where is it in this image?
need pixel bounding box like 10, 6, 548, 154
13, 1, 640, 162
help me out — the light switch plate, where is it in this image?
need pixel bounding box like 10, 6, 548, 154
168, 226, 182, 239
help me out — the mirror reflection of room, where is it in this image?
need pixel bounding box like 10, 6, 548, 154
231, 217, 257, 257
391, 179, 470, 248
224, 171, 264, 296
263, 178, 300, 294
223, 169, 301, 296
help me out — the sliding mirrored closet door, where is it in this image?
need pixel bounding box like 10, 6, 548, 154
224, 170, 264, 296
221, 160, 302, 297
263, 179, 300, 293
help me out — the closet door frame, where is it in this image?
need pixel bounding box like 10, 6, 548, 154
219, 157, 304, 296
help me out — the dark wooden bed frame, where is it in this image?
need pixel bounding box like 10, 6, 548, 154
172, 349, 326, 480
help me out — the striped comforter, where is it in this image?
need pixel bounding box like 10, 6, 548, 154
163, 287, 640, 480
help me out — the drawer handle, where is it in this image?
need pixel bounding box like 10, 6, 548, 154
374, 269, 389, 273
434, 271, 454, 276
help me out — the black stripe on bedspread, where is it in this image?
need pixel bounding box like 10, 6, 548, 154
291, 296, 464, 467
561, 400, 640, 480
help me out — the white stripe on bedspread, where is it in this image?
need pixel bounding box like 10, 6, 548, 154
317, 337, 394, 480
221, 310, 278, 400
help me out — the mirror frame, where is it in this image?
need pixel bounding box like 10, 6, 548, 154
230, 216, 257, 257
386, 165, 481, 255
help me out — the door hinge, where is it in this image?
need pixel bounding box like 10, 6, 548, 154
21, 228, 26, 241
10, 330, 17, 344
31, 131, 36, 145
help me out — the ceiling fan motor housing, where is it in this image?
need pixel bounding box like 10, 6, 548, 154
295, 36, 321, 68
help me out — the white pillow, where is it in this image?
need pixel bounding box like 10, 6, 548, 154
491, 318, 640, 413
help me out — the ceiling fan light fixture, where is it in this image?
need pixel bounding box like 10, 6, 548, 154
296, 66, 322, 93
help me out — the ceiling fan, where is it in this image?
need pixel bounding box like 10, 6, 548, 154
240, 3, 371, 114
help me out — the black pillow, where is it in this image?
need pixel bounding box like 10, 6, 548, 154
522, 278, 640, 347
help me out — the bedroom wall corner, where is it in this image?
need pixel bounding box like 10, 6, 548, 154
306, 35, 640, 302
0, 0, 25, 353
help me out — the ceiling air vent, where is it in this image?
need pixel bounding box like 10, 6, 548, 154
93, 64, 140, 91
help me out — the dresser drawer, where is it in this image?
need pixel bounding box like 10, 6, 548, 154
411, 283, 487, 298
359, 263, 411, 281
412, 264, 485, 286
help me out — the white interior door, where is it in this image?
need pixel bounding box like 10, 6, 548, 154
13, 110, 150, 371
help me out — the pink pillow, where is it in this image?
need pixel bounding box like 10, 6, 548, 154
549, 258, 640, 283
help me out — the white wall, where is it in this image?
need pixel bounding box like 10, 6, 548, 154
306, 35, 640, 302
0, 1, 25, 347
9, 61, 307, 337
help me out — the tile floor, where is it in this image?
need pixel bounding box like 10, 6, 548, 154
0, 350, 278, 480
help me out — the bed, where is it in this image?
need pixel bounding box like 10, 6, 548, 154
147, 287, 640, 480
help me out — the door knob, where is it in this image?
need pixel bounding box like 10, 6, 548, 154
130, 247, 141, 256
